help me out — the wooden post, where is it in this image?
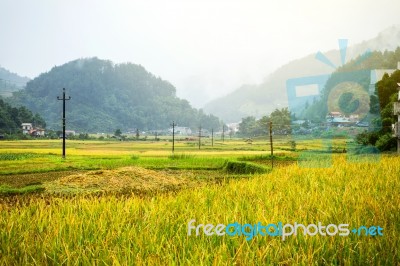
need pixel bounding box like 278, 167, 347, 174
211, 128, 214, 147
171, 121, 176, 154
198, 126, 202, 150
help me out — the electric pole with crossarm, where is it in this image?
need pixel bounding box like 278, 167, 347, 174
171, 121, 177, 154
57, 88, 71, 159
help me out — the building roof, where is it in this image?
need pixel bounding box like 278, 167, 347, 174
328, 112, 342, 116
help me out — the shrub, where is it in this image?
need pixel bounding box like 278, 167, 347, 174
168, 153, 195, 160
375, 133, 397, 151
223, 161, 270, 174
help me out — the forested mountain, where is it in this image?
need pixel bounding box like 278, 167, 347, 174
0, 97, 45, 134
0, 66, 30, 97
11, 58, 221, 133
204, 25, 400, 122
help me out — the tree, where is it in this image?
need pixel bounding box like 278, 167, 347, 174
0, 97, 46, 135
355, 69, 400, 151
238, 116, 257, 136
114, 129, 122, 136
256, 116, 270, 135
270, 108, 291, 134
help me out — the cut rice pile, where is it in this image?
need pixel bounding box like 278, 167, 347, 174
45, 167, 188, 194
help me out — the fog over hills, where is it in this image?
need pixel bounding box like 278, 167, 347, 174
203, 25, 400, 122
0, 66, 30, 97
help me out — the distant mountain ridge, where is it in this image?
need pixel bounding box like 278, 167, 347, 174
203, 25, 400, 122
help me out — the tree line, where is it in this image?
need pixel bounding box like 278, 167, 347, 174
0, 97, 46, 135
237, 108, 291, 137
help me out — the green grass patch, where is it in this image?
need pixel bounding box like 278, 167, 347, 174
0, 153, 42, 160
238, 154, 296, 161
0, 184, 45, 195
168, 153, 196, 160
223, 161, 271, 174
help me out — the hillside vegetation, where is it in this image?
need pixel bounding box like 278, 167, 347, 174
0, 98, 46, 134
11, 58, 221, 132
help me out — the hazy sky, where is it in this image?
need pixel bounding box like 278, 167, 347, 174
0, 0, 399, 107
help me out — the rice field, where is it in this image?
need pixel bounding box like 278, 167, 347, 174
0, 139, 398, 264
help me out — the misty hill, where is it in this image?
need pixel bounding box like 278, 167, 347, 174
204, 25, 400, 122
11, 58, 221, 133
0, 66, 30, 97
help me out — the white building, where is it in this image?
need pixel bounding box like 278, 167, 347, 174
21, 123, 33, 134
170, 127, 192, 135
21, 123, 46, 137
227, 122, 240, 133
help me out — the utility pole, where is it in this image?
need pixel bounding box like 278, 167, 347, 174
198, 125, 202, 150
222, 124, 225, 142
171, 121, 176, 154
269, 121, 274, 168
155, 131, 158, 141
57, 88, 71, 159
211, 128, 214, 147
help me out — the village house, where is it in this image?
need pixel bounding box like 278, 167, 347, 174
21, 123, 33, 134
21, 123, 46, 137
59, 130, 76, 138
227, 122, 240, 134
327, 112, 342, 118
31, 128, 45, 137
170, 126, 192, 135
326, 112, 354, 127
